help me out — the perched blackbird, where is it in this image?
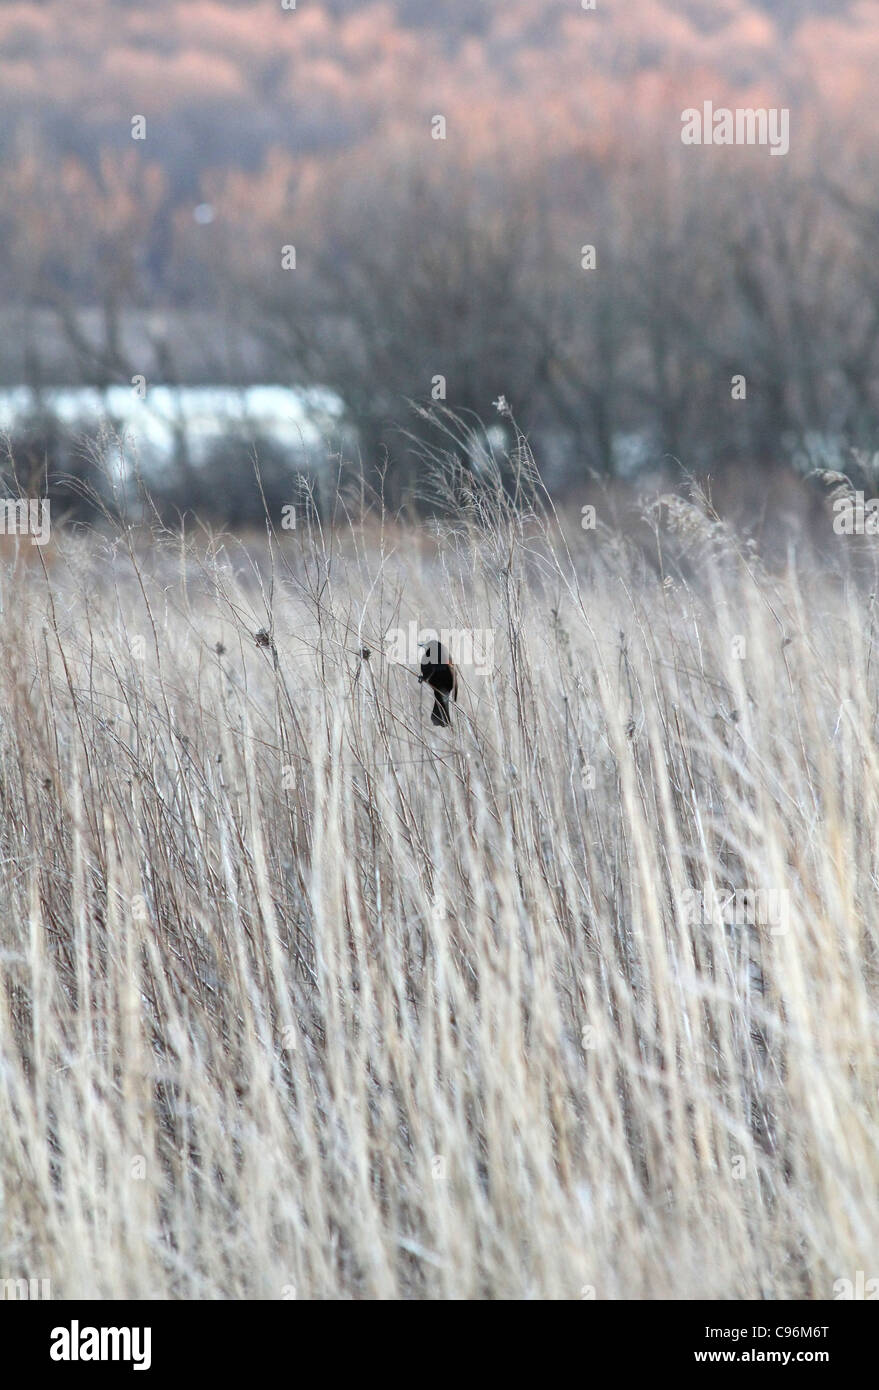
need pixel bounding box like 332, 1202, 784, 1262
419, 640, 458, 727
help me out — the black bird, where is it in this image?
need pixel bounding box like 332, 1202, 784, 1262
419, 640, 458, 727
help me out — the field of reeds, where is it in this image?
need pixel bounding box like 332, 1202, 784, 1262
1, 444, 878, 1299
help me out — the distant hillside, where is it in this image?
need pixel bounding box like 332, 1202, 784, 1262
0, 1, 875, 366
2, 1, 878, 480
0, 1, 874, 297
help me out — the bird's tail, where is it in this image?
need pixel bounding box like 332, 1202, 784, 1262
431, 692, 452, 727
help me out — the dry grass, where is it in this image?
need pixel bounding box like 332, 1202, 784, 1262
1, 451, 878, 1300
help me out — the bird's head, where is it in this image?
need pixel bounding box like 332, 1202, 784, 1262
419, 638, 447, 668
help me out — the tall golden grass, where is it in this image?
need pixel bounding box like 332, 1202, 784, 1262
1, 448, 877, 1299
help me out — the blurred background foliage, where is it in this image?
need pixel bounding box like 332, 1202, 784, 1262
1, 0, 877, 514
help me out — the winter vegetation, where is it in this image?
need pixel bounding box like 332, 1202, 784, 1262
1, 442, 877, 1297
